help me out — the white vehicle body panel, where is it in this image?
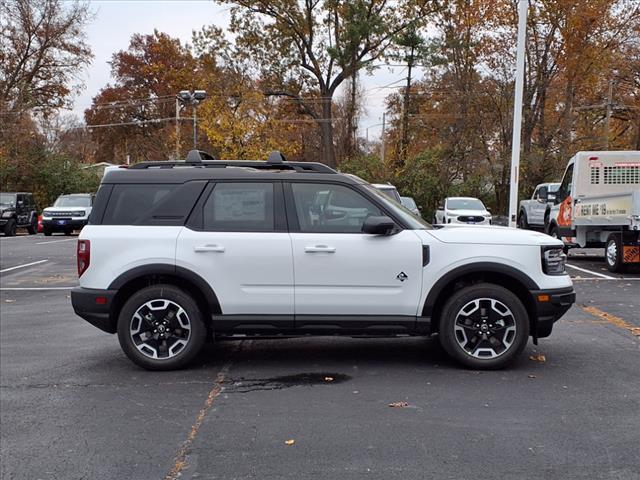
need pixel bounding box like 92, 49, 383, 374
290, 230, 424, 316
79, 226, 180, 289
175, 229, 294, 315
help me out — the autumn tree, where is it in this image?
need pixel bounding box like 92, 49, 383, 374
216, 0, 439, 167
0, 0, 92, 115
84, 30, 203, 163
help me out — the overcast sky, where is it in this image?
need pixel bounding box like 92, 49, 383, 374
70, 0, 421, 140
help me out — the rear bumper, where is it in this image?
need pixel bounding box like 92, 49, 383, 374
42, 219, 87, 231
530, 286, 576, 338
71, 287, 118, 333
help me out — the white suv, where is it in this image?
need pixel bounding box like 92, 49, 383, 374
71, 152, 575, 370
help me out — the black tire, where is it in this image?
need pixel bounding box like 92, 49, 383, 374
543, 209, 550, 232
3, 219, 16, 237
43, 227, 52, 236
605, 233, 624, 273
26, 216, 37, 235
518, 211, 529, 229
117, 284, 207, 370
438, 283, 530, 370
548, 225, 570, 254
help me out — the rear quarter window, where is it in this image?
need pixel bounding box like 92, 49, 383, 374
101, 184, 176, 225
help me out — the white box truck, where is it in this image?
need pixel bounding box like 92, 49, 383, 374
546, 151, 640, 272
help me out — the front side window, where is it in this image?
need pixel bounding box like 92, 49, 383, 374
558, 164, 574, 200
291, 183, 382, 233
204, 182, 274, 232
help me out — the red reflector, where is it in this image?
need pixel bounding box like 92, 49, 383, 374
77, 240, 90, 277
95, 296, 107, 305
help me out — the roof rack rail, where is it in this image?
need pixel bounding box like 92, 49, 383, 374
128, 149, 337, 173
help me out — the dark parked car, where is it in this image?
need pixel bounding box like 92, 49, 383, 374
0, 192, 38, 236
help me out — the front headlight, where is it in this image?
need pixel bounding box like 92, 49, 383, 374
1, 211, 13, 218
541, 247, 567, 275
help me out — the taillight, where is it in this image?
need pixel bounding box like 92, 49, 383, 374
77, 240, 90, 277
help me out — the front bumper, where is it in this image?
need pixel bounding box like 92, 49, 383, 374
71, 287, 118, 333
529, 286, 576, 339
0, 219, 7, 227
42, 218, 87, 231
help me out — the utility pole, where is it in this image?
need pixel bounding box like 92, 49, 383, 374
177, 90, 207, 150
381, 112, 386, 164
604, 78, 614, 149
175, 98, 180, 159
400, 44, 415, 163
507, 0, 528, 228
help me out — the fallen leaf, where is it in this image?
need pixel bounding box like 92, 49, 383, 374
630, 328, 640, 336
528, 374, 537, 379
4, 299, 15, 303
324, 376, 333, 382
529, 354, 546, 362
284, 439, 295, 446
388, 401, 409, 408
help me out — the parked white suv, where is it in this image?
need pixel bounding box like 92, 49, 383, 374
434, 197, 492, 225
71, 151, 575, 371
42, 193, 94, 236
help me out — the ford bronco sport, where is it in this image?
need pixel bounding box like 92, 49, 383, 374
71, 151, 575, 370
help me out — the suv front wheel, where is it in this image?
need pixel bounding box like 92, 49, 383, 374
438, 284, 529, 369
117, 285, 207, 370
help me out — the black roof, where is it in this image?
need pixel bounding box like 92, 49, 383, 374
102, 150, 362, 185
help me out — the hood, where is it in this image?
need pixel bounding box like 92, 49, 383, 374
44, 206, 91, 212
446, 208, 490, 216
426, 225, 562, 246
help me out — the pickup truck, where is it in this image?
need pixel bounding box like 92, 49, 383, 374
546, 151, 640, 272
518, 183, 560, 230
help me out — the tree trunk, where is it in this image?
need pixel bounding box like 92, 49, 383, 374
319, 97, 336, 167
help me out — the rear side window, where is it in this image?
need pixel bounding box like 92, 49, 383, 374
203, 183, 274, 232
102, 184, 176, 225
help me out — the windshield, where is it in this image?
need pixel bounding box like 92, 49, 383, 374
53, 196, 91, 207
401, 197, 417, 209
447, 198, 485, 211
374, 186, 402, 203
0, 193, 16, 206
364, 185, 432, 230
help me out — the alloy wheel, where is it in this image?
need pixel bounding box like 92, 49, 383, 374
453, 298, 517, 359
130, 299, 191, 360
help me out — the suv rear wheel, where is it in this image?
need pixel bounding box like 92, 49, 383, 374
26, 217, 37, 235
117, 285, 207, 370
438, 284, 529, 369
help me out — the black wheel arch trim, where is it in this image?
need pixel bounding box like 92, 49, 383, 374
422, 262, 540, 317
108, 263, 221, 313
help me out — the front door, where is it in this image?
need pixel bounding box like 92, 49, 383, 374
176, 181, 294, 331
287, 182, 424, 332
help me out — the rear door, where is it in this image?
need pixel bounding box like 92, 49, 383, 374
176, 181, 294, 332
286, 181, 423, 332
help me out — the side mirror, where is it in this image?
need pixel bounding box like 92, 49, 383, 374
486, 207, 491, 213
538, 187, 548, 203
362, 216, 395, 235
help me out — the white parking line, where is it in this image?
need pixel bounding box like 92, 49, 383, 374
35, 238, 76, 245
0, 286, 75, 291
566, 263, 615, 280
0, 260, 48, 274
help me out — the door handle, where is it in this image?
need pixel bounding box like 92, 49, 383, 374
305, 245, 336, 253
194, 244, 225, 253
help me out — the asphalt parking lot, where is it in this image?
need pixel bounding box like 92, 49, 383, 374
1, 233, 639, 480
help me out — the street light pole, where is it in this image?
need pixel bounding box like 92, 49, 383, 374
177, 90, 207, 153
508, 0, 528, 228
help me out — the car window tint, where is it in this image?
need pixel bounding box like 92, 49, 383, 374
291, 183, 381, 233
203, 183, 274, 232
102, 184, 176, 225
